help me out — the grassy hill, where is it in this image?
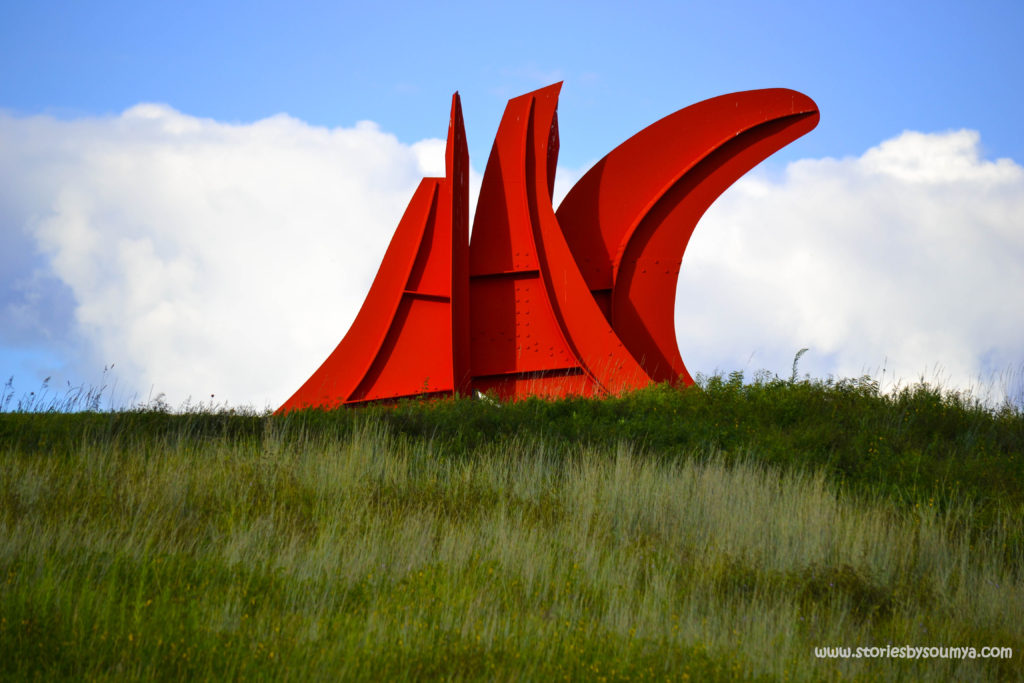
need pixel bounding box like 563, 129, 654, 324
1, 373, 1021, 680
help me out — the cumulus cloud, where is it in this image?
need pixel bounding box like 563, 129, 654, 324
1, 108, 1021, 409
1, 105, 447, 408
677, 129, 1024, 403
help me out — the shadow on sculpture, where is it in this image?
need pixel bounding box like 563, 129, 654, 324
276, 83, 819, 413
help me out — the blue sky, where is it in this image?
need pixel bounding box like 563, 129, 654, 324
6, 1, 1024, 165
2, 0, 1023, 409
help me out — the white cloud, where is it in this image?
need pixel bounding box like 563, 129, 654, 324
1, 105, 443, 409
2, 109, 1022, 409
677, 129, 1024, 404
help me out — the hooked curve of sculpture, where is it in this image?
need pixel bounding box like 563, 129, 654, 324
276, 84, 819, 412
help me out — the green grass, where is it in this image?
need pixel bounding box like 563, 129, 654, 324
1, 374, 1021, 680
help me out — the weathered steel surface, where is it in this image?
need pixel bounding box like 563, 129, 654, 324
276, 85, 818, 412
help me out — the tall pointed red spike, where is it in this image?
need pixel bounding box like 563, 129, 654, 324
468, 83, 650, 400
275, 94, 469, 413
447, 93, 471, 396
556, 88, 820, 384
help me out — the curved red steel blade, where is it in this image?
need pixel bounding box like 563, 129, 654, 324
468, 84, 650, 400
276, 93, 469, 412
556, 89, 820, 384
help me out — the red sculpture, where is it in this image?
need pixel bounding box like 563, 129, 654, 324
276, 84, 818, 412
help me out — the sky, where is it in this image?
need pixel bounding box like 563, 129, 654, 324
2, 0, 1022, 411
